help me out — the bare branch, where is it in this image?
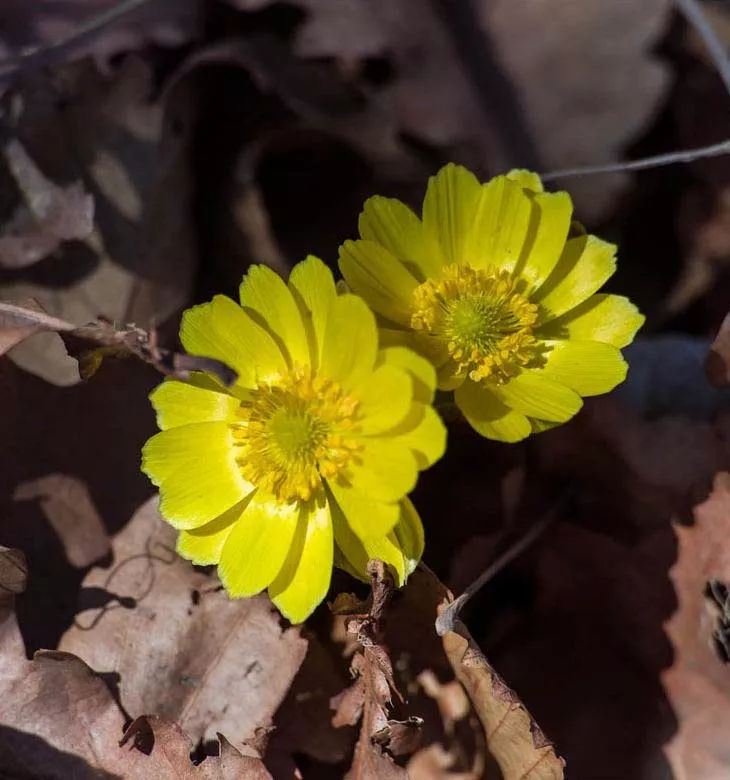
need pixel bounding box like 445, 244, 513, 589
541, 138, 730, 181
675, 0, 730, 98
435, 491, 570, 636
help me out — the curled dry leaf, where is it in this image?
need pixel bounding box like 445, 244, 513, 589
0, 139, 94, 269
59, 497, 308, 749
331, 561, 409, 779
663, 472, 730, 779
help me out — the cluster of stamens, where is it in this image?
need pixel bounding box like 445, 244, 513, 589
411, 264, 539, 384
231, 367, 361, 502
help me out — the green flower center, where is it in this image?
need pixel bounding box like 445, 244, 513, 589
411, 264, 539, 383
230, 367, 361, 502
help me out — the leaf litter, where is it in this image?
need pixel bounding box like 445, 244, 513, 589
2, 1, 730, 778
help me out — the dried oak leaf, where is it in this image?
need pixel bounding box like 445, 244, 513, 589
663, 472, 730, 779
59, 496, 308, 749
2, 56, 197, 385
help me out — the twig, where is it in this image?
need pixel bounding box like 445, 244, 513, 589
435, 491, 570, 636
541, 138, 730, 181
0, 0, 155, 82
675, 0, 730, 98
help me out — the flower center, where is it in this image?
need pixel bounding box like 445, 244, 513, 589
230, 367, 361, 502
411, 264, 539, 383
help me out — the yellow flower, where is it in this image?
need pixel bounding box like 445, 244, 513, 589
339, 165, 644, 442
141, 256, 445, 623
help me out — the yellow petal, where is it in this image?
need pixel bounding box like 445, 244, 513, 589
288, 255, 337, 369
422, 163, 482, 265
150, 380, 240, 430
455, 380, 531, 442
348, 438, 418, 502
269, 494, 333, 623
506, 169, 544, 193
537, 293, 645, 348
515, 191, 573, 289
327, 481, 400, 537
338, 239, 418, 326
534, 236, 616, 319
382, 403, 446, 469
359, 195, 444, 278
176, 500, 248, 565
467, 175, 533, 272
141, 422, 253, 529
530, 418, 560, 434
393, 497, 424, 578
378, 346, 437, 403
492, 371, 582, 423
532, 340, 627, 396
437, 358, 466, 391
180, 295, 286, 389
239, 264, 309, 365
355, 364, 413, 435
331, 497, 406, 585
319, 293, 377, 390
218, 493, 300, 598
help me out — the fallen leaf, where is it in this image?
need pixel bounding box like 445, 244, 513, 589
3, 56, 197, 385
663, 472, 730, 779
13, 474, 110, 568
0, 139, 94, 269
59, 497, 308, 749
480, 0, 671, 219
332, 562, 409, 779
0, 541, 269, 778
232, 0, 671, 219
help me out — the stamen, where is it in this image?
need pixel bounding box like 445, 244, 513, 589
411, 264, 539, 384
231, 367, 361, 502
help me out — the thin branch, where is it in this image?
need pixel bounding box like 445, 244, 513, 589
0, 0, 155, 82
541, 138, 730, 181
435, 490, 570, 636
675, 0, 730, 97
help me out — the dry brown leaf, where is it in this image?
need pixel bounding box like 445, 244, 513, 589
14, 474, 110, 568
663, 472, 730, 779
0, 139, 94, 268
59, 497, 308, 749
233, 0, 670, 218
0, 541, 270, 779
480, 0, 671, 219
332, 562, 409, 779
3, 56, 197, 385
